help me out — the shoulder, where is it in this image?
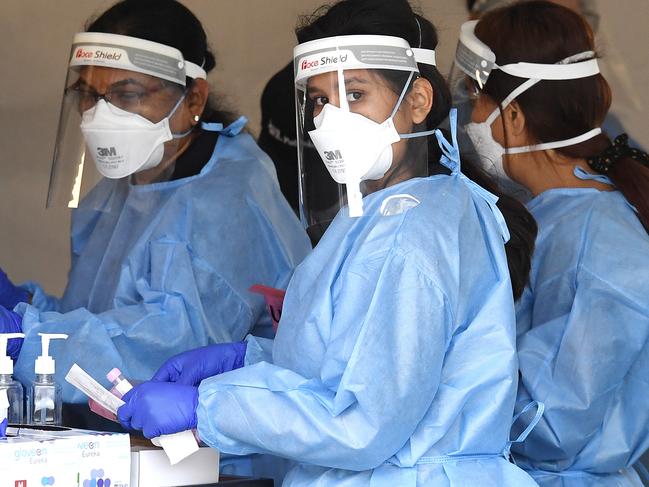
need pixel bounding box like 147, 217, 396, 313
531, 190, 649, 292
395, 175, 503, 255
179, 133, 280, 205
356, 175, 506, 279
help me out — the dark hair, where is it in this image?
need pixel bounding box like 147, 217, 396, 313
476, 0, 649, 232
86, 0, 235, 124
297, 0, 536, 299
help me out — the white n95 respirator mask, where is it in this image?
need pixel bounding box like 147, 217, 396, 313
308, 103, 400, 184
465, 116, 507, 178
80, 94, 189, 179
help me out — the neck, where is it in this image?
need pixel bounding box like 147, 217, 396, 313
507, 150, 614, 196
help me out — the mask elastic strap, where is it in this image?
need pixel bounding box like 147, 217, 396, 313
485, 77, 541, 126
166, 91, 194, 139
388, 71, 416, 120
506, 127, 602, 154
393, 71, 439, 140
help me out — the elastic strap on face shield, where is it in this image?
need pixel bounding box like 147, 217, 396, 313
486, 51, 601, 125
498, 51, 599, 80
184, 60, 207, 80
484, 51, 602, 152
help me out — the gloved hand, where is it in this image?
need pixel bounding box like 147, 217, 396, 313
0, 418, 7, 438
152, 342, 247, 386
0, 268, 28, 310
0, 305, 23, 360
117, 381, 198, 438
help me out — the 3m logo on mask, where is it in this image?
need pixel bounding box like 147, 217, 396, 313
97, 147, 117, 157
324, 150, 343, 161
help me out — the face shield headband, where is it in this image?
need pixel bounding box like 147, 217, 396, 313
455, 20, 602, 154
69, 32, 207, 85
294, 35, 436, 217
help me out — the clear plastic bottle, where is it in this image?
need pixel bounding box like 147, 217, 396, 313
0, 333, 25, 424
27, 333, 67, 425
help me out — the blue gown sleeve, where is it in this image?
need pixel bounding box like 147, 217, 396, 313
513, 267, 649, 464
13, 240, 253, 404
19, 281, 61, 313
197, 251, 451, 471
243, 335, 274, 366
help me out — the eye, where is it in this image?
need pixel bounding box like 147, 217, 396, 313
67, 86, 96, 98
313, 96, 329, 106
110, 89, 147, 110
113, 90, 145, 102
346, 92, 362, 102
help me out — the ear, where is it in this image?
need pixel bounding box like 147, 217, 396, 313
406, 77, 434, 125
185, 78, 210, 124
502, 100, 527, 138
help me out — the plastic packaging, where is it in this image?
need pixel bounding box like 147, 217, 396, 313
27, 333, 67, 425
0, 333, 25, 424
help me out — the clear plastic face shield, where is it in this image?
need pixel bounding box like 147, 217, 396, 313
448, 20, 602, 189
293, 35, 436, 240
47, 32, 207, 209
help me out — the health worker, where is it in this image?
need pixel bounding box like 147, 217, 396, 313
115, 1, 542, 485
451, 1, 649, 485
0, 0, 311, 404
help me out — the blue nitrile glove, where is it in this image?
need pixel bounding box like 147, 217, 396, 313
0, 418, 7, 438
117, 381, 198, 439
0, 268, 28, 310
152, 342, 247, 386
0, 305, 23, 360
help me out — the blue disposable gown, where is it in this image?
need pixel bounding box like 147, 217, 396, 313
513, 187, 649, 486
14, 123, 311, 403
196, 170, 538, 486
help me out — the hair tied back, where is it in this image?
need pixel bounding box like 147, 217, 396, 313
587, 133, 649, 174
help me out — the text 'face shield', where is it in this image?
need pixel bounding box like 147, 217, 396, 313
293, 35, 430, 240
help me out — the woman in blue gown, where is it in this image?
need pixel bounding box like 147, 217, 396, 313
455, 2, 649, 485
0, 0, 310, 404
116, 1, 541, 485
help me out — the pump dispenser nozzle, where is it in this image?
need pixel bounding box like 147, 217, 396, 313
35, 333, 68, 375
0, 333, 25, 375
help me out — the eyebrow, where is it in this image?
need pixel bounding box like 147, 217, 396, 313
74, 77, 150, 92
343, 76, 370, 85
307, 75, 371, 93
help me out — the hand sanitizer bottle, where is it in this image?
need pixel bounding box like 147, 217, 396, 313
0, 389, 9, 437
27, 333, 68, 425
0, 333, 25, 424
